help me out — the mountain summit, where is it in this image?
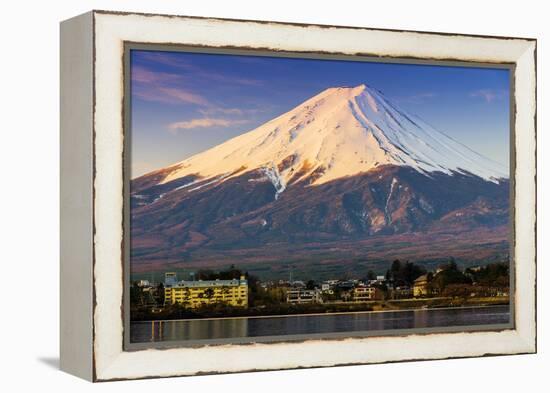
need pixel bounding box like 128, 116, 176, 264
154, 84, 507, 193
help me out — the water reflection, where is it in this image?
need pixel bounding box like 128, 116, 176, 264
130, 305, 510, 343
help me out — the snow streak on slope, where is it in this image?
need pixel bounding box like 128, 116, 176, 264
262, 165, 286, 200
155, 84, 507, 189
385, 177, 398, 224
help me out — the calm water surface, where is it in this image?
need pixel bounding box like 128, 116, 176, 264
130, 305, 510, 343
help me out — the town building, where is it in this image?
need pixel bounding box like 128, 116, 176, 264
164, 272, 178, 286
413, 274, 430, 297
291, 280, 306, 288
353, 285, 383, 301
286, 288, 322, 304
337, 281, 355, 290
164, 275, 248, 308
392, 285, 413, 299
352, 286, 376, 301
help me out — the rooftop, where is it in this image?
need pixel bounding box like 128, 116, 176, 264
167, 278, 247, 288
414, 274, 429, 283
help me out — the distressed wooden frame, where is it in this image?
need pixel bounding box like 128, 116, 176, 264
60, 10, 536, 382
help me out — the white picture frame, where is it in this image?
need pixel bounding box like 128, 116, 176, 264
60, 10, 536, 381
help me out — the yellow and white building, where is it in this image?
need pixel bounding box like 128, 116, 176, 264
164, 274, 248, 308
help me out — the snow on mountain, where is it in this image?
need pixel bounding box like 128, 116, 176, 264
261, 165, 286, 200
156, 84, 508, 191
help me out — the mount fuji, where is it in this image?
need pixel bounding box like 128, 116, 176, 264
130, 84, 510, 278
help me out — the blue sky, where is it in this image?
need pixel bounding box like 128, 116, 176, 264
131, 49, 510, 178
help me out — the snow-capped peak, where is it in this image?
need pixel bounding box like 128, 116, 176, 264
156, 84, 508, 188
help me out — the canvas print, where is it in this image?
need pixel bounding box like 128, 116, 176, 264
128, 49, 512, 344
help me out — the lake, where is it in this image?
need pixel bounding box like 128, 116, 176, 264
130, 304, 510, 344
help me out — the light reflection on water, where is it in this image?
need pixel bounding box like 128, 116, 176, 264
130, 305, 510, 343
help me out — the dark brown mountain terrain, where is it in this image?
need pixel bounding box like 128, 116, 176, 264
130, 165, 509, 279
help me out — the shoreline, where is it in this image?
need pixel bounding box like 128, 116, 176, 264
131, 300, 509, 324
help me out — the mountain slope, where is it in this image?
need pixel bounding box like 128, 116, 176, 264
130, 165, 509, 276
140, 84, 506, 195
130, 84, 510, 278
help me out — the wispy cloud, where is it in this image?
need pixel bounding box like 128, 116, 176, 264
470, 89, 506, 103
397, 92, 438, 104
136, 52, 195, 71
197, 106, 270, 118
133, 85, 209, 106
131, 65, 182, 84
198, 107, 244, 116
157, 87, 209, 106
132, 64, 210, 106
136, 52, 264, 87
132, 53, 267, 131
168, 118, 250, 132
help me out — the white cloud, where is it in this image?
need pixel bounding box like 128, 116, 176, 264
198, 107, 244, 116
168, 118, 250, 132
397, 92, 438, 104
470, 89, 506, 103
